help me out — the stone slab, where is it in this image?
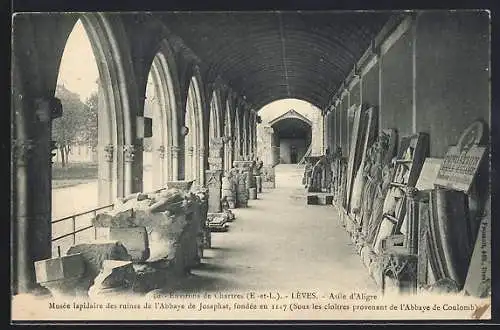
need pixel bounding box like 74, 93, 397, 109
35, 253, 85, 284
307, 193, 333, 205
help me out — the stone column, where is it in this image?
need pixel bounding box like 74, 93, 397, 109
205, 170, 223, 213
257, 124, 274, 167
186, 146, 194, 181
171, 145, 181, 180
199, 145, 206, 186
223, 136, 233, 172
206, 137, 224, 212
13, 139, 35, 293
155, 145, 166, 189
98, 144, 114, 205
123, 144, 136, 195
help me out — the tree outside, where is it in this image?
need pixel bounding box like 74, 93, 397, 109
53, 84, 98, 167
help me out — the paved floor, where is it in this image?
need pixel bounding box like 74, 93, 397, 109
167, 164, 377, 294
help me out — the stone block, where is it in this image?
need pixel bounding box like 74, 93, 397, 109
88, 260, 135, 299
307, 195, 319, 205
34, 253, 85, 284
66, 241, 132, 281
106, 227, 149, 262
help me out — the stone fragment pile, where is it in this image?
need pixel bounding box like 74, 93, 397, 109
35, 183, 210, 299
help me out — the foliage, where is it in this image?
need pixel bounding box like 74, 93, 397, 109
82, 91, 99, 148
53, 85, 98, 166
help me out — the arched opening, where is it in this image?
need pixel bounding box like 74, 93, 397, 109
234, 106, 242, 160
184, 75, 204, 185
257, 98, 322, 166
271, 117, 312, 164
53, 19, 99, 218
209, 90, 221, 139
50, 15, 131, 256
143, 52, 177, 191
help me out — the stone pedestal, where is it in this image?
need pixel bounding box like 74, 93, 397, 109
249, 188, 257, 200
236, 172, 249, 208
233, 160, 253, 208
205, 169, 223, 213
261, 166, 276, 189
222, 173, 237, 209
255, 175, 262, 193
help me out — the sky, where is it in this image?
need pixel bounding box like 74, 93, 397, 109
258, 98, 321, 123
56, 20, 99, 102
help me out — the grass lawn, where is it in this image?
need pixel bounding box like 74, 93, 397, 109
52, 162, 98, 189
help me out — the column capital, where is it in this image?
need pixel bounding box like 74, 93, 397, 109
157, 145, 166, 159
104, 144, 114, 162
123, 144, 139, 163
171, 145, 181, 158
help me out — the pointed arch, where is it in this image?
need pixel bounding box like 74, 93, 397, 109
223, 98, 234, 171
184, 73, 205, 185
209, 89, 222, 139
144, 44, 179, 189
234, 105, 242, 160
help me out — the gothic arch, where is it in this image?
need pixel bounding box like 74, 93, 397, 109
209, 89, 222, 139
144, 38, 181, 185
184, 71, 206, 186
234, 104, 242, 160
77, 13, 137, 199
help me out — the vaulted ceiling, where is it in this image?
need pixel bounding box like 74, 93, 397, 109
159, 11, 394, 110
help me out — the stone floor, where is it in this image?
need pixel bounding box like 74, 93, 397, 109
165, 164, 377, 294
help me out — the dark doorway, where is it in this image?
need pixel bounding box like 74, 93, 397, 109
290, 145, 298, 163
271, 117, 312, 164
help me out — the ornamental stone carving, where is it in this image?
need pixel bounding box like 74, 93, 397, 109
171, 145, 181, 158
104, 144, 114, 162
157, 145, 165, 159
123, 145, 136, 163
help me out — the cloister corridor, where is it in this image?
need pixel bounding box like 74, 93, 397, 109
11, 11, 491, 322
161, 164, 376, 294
